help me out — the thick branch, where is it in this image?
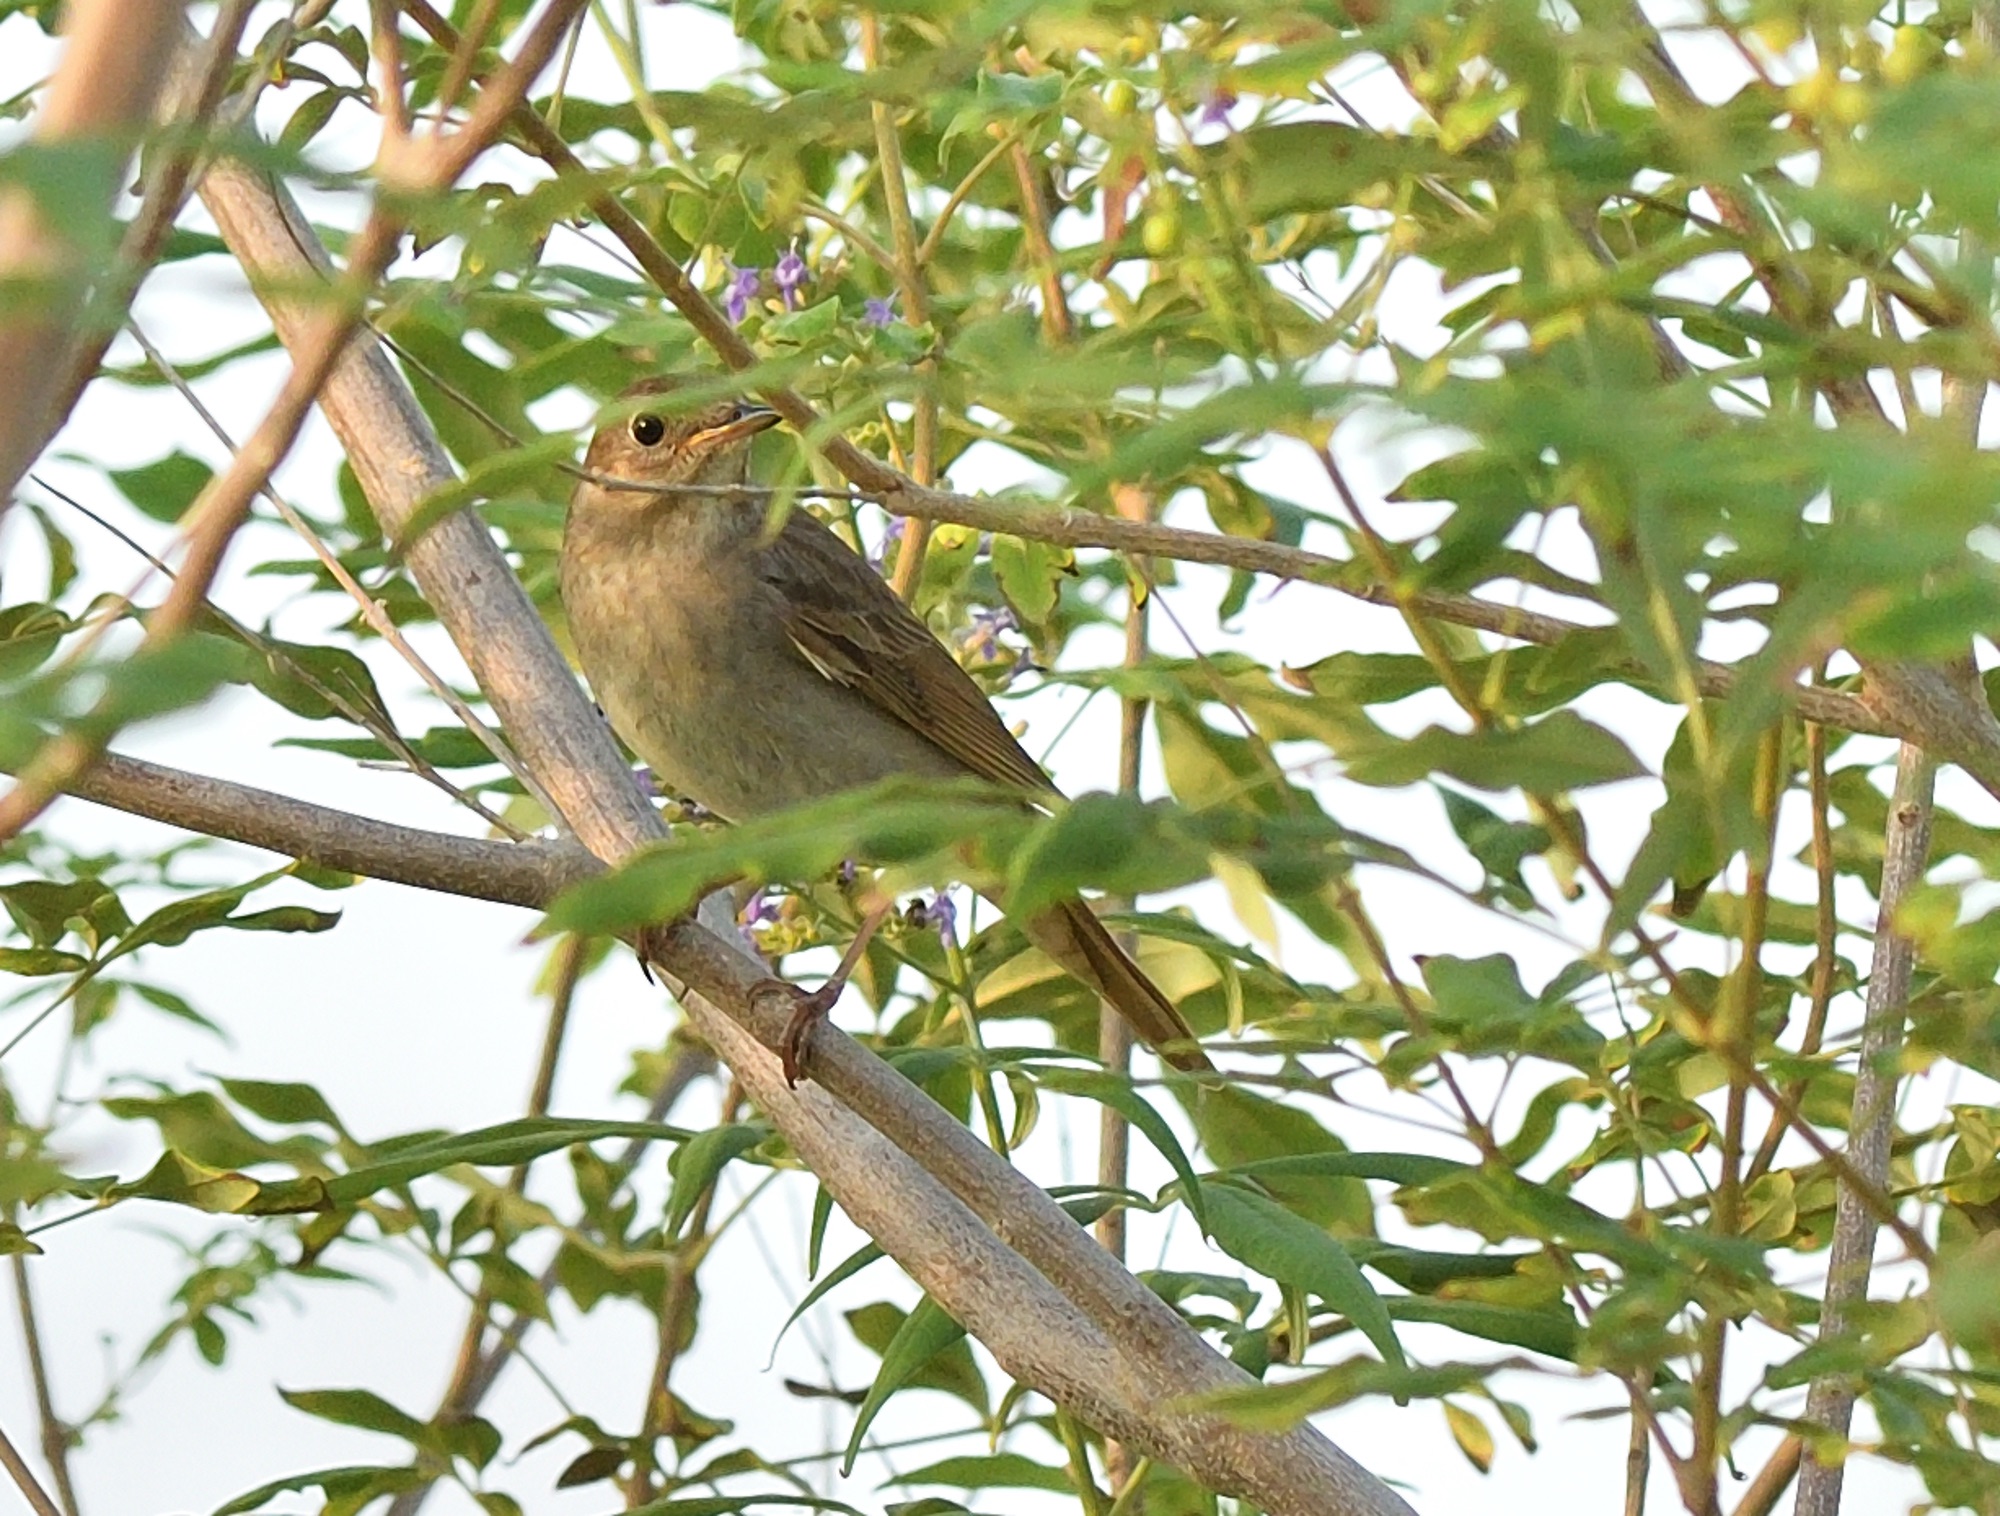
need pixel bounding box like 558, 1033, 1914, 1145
195, 106, 1412, 1516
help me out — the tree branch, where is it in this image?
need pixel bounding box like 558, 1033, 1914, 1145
192, 78, 1414, 1516
1794, 743, 1937, 1516
0, 0, 190, 510
43, 750, 595, 909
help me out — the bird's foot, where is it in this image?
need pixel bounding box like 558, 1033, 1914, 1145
759, 900, 896, 1088
758, 976, 845, 1089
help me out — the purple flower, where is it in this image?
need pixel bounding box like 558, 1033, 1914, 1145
725, 264, 760, 324
862, 294, 897, 328
738, 887, 779, 950
774, 243, 807, 310
959, 604, 1018, 661
632, 766, 660, 798
1198, 88, 1237, 129
909, 891, 957, 946
838, 858, 858, 888
868, 514, 909, 573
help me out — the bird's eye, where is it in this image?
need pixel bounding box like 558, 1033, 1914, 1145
630, 413, 666, 446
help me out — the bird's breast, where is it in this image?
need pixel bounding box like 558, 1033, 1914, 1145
561, 527, 961, 820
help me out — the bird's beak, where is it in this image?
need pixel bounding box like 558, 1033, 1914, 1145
691, 403, 782, 452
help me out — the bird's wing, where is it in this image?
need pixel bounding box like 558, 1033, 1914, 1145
758, 512, 1055, 796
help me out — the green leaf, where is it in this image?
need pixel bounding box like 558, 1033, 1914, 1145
108, 450, 213, 524
1187, 1086, 1371, 1234
844, 1304, 984, 1480
774, 1238, 887, 1352
0, 946, 86, 975
1343, 711, 1646, 793
885, 1452, 1072, 1492
1417, 954, 1606, 1067
989, 535, 1070, 627
211, 1464, 424, 1516
218, 1078, 345, 1132
543, 778, 1022, 937
279, 1387, 426, 1442
1387, 1296, 1583, 1362
105, 1151, 263, 1214
325, 1117, 696, 1205
1035, 1066, 1204, 1227
842, 1298, 977, 1475
1202, 1183, 1405, 1370
665, 1122, 769, 1236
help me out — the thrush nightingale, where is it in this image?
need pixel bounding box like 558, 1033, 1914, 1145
560, 375, 1209, 1079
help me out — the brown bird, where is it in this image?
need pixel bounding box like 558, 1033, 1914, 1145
560, 375, 1209, 1081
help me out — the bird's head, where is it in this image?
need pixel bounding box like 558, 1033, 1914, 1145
579, 375, 781, 499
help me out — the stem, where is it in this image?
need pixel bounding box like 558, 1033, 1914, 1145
1095, 489, 1150, 1496
10, 1256, 77, 1516
0, 1419, 61, 1516
860, 14, 939, 601
1689, 726, 1784, 1512
1008, 140, 1073, 343
1623, 1388, 1649, 1516
1793, 744, 1937, 1516
626, 1086, 738, 1504
1748, 705, 1837, 1183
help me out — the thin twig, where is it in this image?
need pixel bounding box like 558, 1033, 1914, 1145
1794, 743, 1937, 1516
370, 0, 413, 141
859, 14, 939, 601
383, 932, 591, 1516
1689, 726, 1784, 1514
10, 1256, 76, 1516
1008, 140, 1073, 344
1748, 702, 1837, 1184
0, 1417, 61, 1516
1732, 1434, 1801, 1516
1096, 485, 1150, 1496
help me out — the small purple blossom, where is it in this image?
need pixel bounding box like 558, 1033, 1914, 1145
959, 604, 1018, 662
868, 514, 909, 573
908, 891, 957, 946
862, 294, 898, 328
738, 887, 780, 950
838, 858, 858, 888
724, 263, 760, 324
774, 243, 807, 310
632, 766, 660, 798
1197, 88, 1237, 130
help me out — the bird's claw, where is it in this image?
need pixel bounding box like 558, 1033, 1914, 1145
758, 977, 844, 1088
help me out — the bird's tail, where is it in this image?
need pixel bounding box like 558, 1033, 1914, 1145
1020, 897, 1212, 1072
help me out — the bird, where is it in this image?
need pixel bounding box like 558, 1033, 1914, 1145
560, 374, 1209, 1082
